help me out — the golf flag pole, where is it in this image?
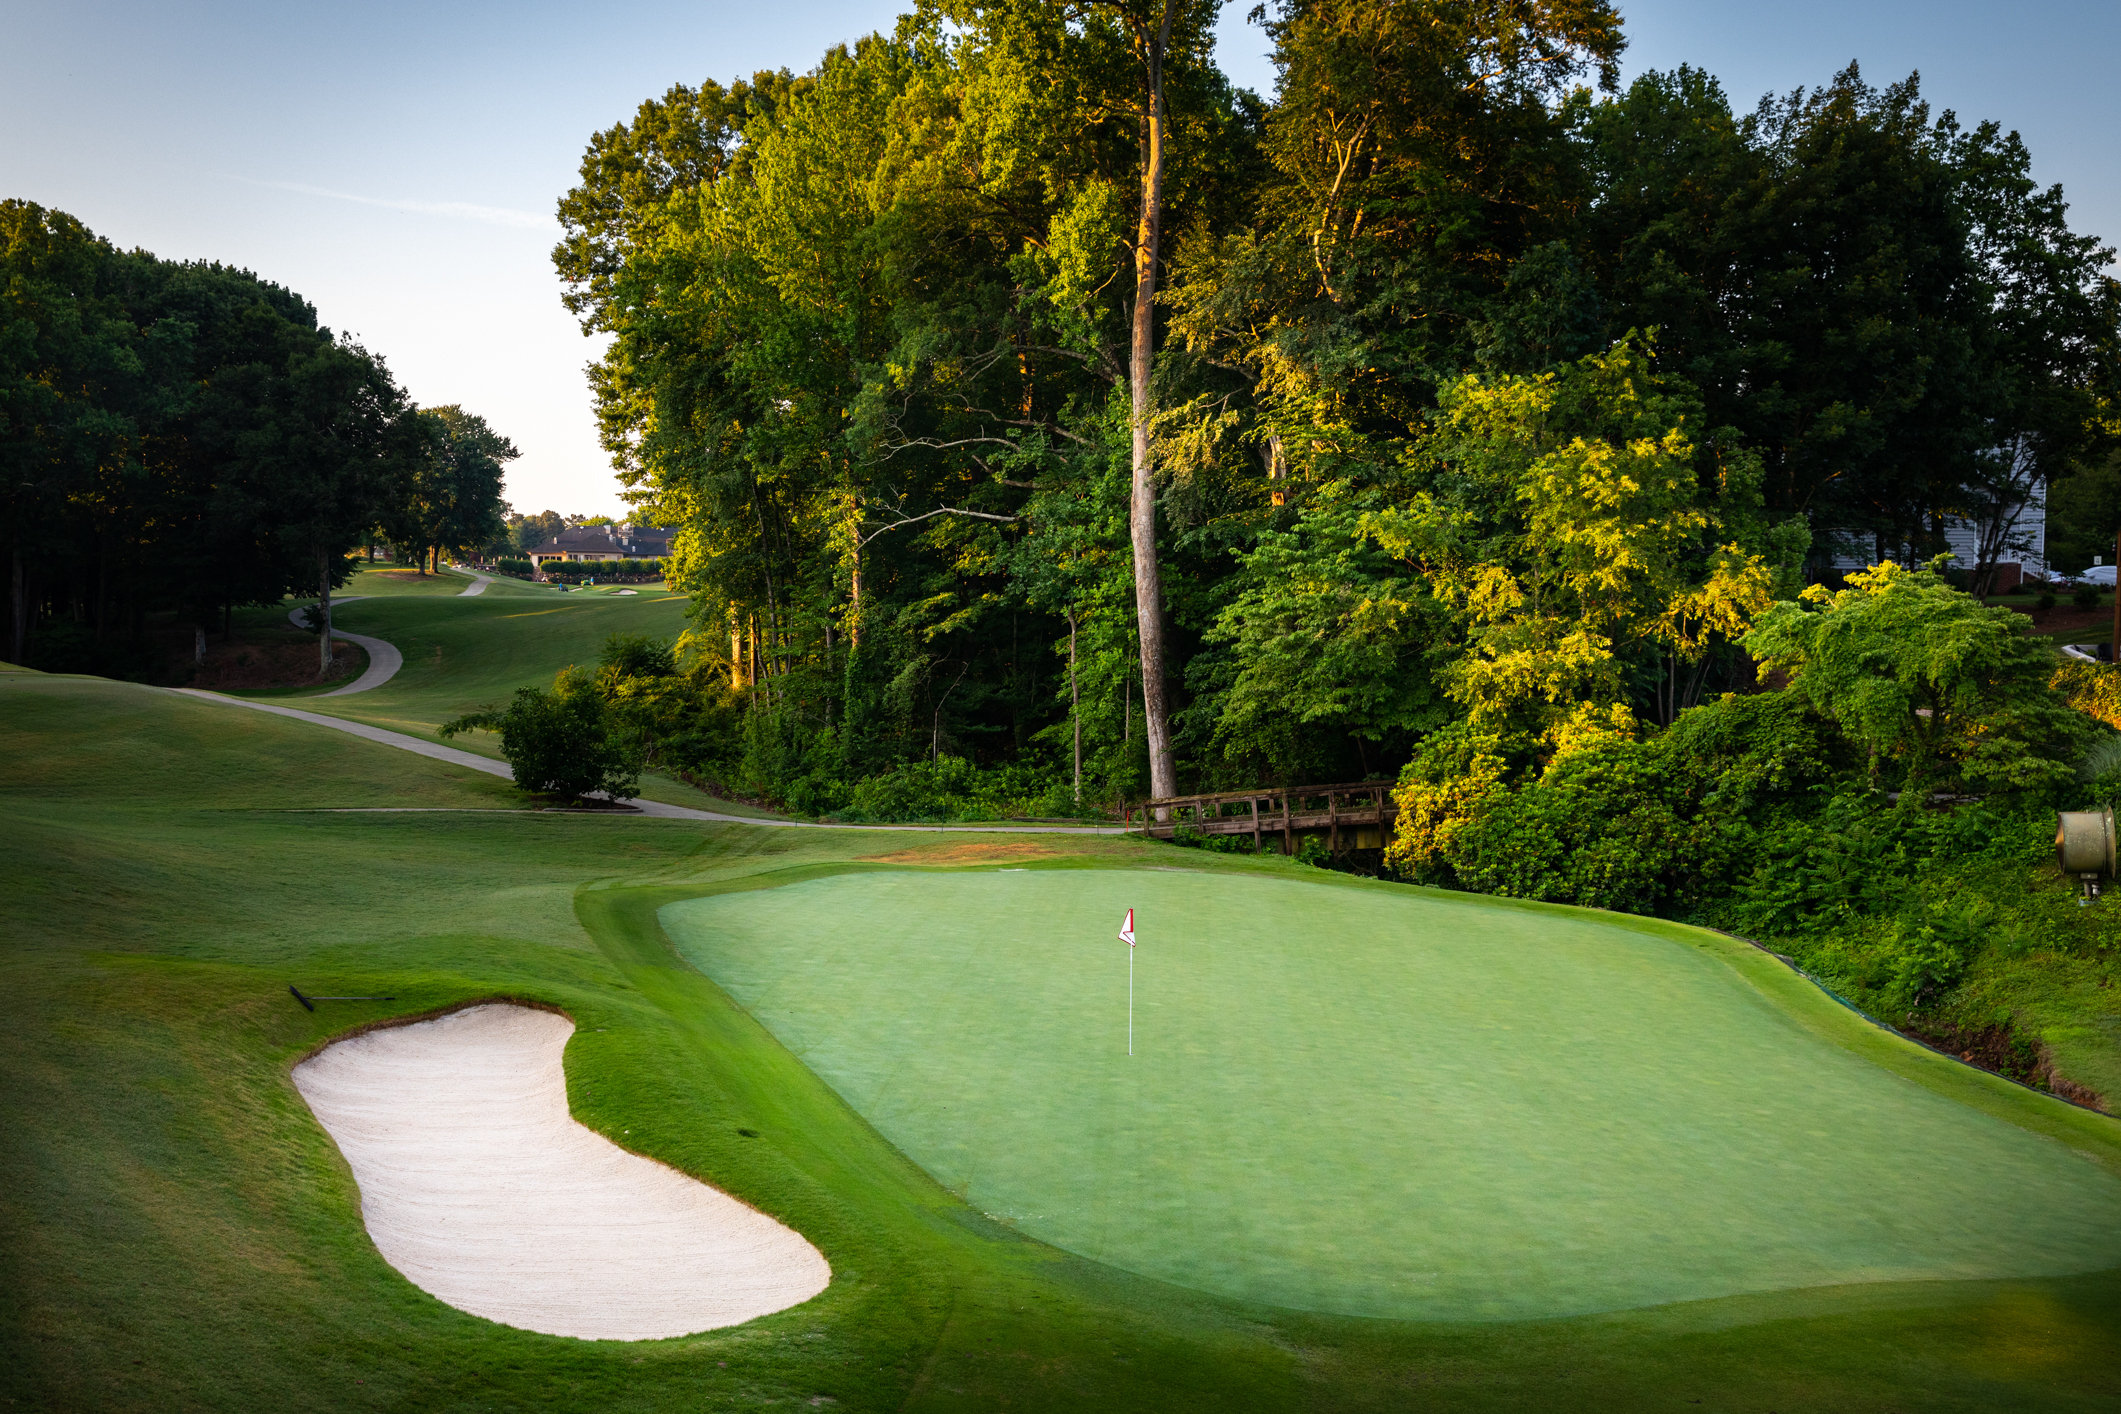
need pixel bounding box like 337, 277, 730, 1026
1118, 908, 1136, 1055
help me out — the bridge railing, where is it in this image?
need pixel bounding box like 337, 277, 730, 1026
1122, 781, 1398, 851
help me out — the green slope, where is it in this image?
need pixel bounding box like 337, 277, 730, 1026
5, 671, 2121, 1411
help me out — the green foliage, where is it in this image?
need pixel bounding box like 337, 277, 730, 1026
1168, 824, 1254, 854
442, 671, 643, 802
2056, 659, 2121, 733
1, 199, 507, 670
1746, 561, 2090, 800
1365, 338, 1788, 743
549, 4, 2119, 822
542, 558, 660, 581
1392, 690, 1843, 914
2047, 452, 2121, 574
835, 753, 1077, 823
1384, 562, 2121, 1046
376, 404, 516, 568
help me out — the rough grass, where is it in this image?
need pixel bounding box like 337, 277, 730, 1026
4, 671, 2121, 1411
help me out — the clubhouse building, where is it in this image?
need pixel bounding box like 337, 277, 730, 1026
524, 523, 675, 570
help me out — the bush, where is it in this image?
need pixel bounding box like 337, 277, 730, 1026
2074, 584, 2102, 610
834, 754, 1077, 823
2054, 660, 2121, 731
543, 558, 663, 582
493, 557, 532, 577
1170, 825, 1253, 854
2037, 591, 2058, 610
441, 676, 642, 802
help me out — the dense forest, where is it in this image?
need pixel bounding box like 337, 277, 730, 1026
557, 0, 2119, 821
0, 199, 514, 678
538, 0, 2121, 1081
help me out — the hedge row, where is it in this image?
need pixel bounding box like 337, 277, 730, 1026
534, 555, 657, 572
541, 558, 663, 580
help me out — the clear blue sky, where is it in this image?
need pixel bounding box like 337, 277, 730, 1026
4, 1, 2115, 518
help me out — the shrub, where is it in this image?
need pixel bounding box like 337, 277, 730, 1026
442, 673, 642, 802
2073, 584, 2102, 610
2054, 660, 2121, 731
834, 754, 1076, 823
1171, 825, 1254, 855
600, 632, 676, 679
1745, 561, 2089, 800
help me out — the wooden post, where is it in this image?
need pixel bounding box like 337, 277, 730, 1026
1282, 790, 1293, 855
1330, 791, 1340, 855
1252, 795, 1261, 853
2111, 528, 2119, 666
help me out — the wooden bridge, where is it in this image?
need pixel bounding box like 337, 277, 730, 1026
1123, 781, 1398, 854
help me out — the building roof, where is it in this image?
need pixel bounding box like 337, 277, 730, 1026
613, 523, 675, 557
527, 526, 621, 558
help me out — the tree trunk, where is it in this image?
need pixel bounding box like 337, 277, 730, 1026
730, 604, 746, 690
317, 543, 334, 676
8, 546, 24, 665
1127, 1, 1179, 810
1069, 612, 1081, 804
94, 536, 108, 644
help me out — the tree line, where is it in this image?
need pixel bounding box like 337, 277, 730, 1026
558, 0, 2119, 816
1, 200, 515, 676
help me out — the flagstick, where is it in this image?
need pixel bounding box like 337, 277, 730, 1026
1128, 943, 1134, 1057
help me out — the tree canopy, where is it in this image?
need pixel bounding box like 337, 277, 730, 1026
2, 200, 514, 672
555, 2, 2119, 815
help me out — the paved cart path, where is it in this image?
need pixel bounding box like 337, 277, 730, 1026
286, 599, 404, 697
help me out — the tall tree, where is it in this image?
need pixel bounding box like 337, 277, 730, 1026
379, 405, 517, 572
929, 0, 1233, 805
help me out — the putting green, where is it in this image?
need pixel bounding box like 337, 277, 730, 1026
663, 867, 2121, 1320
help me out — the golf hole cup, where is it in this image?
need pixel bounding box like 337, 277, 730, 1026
2055, 807, 2117, 902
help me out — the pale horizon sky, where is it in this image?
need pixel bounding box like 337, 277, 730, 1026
4, 1, 2115, 519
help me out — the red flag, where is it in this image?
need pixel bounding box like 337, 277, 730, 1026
1118, 908, 1135, 946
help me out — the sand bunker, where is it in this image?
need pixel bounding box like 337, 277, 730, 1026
292, 1003, 828, 1340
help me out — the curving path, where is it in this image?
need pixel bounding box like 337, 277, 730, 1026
288, 600, 403, 696
174, 688, 1123, 832
454, 568, 494, 597
294, 1003, 829, 1340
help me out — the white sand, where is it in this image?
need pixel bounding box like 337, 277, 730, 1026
292, 1003, 829, 1340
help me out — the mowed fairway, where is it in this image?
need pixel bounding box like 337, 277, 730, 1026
297, 570, 688, 741
665, 868, 2121, 1320
221, 568, 780, 816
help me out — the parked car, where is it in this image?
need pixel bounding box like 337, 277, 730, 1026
2057, 564, 2118, 588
